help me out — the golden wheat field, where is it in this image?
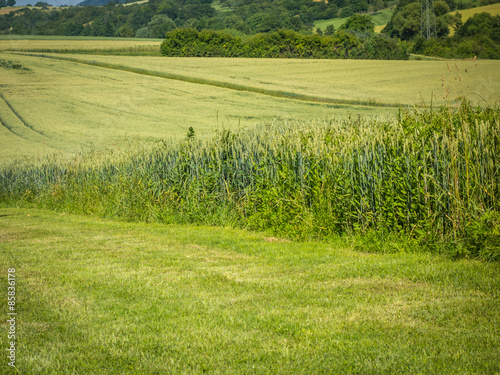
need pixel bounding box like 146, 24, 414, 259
0, 42, 499, 165
46, 53, 500, 107
452, 3, 500, 21
0, 36, 162, 52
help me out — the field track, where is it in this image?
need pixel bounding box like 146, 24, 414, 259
16, 52, 400, 108
0, 92, 47, 137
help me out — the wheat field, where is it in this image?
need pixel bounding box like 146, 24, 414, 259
0, 36, 162, 52
1, 48, 499, 164
39, 53, 500, 107
1, 51, 387, 164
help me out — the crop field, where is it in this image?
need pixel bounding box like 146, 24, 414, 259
52, 53, 499, 106
0, 36, 163, 55
1, 46, 499, 164
0, 51, 394, 164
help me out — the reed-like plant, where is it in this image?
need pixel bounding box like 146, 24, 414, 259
1, 100, 498, 259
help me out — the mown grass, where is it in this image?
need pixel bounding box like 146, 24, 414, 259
0, 206, 499, 374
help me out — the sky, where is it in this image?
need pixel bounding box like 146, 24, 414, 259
14, 0, 88, 5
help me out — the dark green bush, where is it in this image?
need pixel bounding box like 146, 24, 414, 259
160, 27, 409, 60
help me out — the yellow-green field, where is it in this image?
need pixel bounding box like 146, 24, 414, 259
447, 3, 500, 35
451, 3, 500, 21
51, 53, 499, 106
0, 36, 163, 53
0, 46, 499, 165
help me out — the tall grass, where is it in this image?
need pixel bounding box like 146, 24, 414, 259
1, 100, 499, 260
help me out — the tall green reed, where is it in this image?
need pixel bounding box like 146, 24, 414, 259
1, 101, 498, 259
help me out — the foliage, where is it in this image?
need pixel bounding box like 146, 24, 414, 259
1, 101, 498, 260
160, 27, 408, 59
411, 12, 500, 58
383, 0, 458, 40
382, 0, 500, 59
160, 27, 244, 56
0, 0, 496, 59
458, 11, 500, 39
0, 0, 342, 37
0, 0, 16, 8
338, 14, 375, 33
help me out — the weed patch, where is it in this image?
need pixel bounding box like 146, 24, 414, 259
0, 58, 29, 70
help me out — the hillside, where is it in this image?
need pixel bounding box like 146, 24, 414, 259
0, 0, 383, 38
450, 2, 500, 20
314, 7, 394, 33
0, 0, 499, 58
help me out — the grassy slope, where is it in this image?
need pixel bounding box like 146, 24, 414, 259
0, 206, 499, 373
314, 8, 394, 33
447, 3, 500, 35
451, 2, 500, 20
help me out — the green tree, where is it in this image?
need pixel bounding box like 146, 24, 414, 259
117, 24, 134, 38
147, 15, 176, 38
383, 2, 420, 40
339, 14, 375, 33
434, 1, 450, 17
458, 12, 499, 38
7, 0, 15, 6
324, 24, 335, 36
135, 27, 149, 38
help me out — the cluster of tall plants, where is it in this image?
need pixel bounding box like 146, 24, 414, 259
1, 101, 498, 260
161, 28, 409, 60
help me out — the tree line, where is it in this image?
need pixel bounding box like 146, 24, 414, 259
0, 0, 388, 38
382, 0, 500, 59
160, 27, 409, 59
0, 0, 498, 59
0, 0, 16, 8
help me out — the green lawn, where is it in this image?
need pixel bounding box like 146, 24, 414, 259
0, 207, 499, 373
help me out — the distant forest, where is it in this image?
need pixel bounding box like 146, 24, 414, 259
0, 0, 498, 59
